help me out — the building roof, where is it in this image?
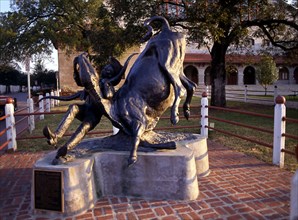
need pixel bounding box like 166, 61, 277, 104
184, 53, 296, 65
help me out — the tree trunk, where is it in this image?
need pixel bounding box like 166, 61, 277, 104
210, 42, 228, 107
5, 85, 10, 94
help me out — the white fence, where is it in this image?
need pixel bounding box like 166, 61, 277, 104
1, 92, 57, 150
0, 85, 21, 94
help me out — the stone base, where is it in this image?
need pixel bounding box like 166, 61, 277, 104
290, 170, 298, 220
32, 152, 96, 217
93, 143, 198, 200
182, 136, 210, 177
32, 133, 209, 217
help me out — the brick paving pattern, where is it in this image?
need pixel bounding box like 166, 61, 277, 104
0, 140, 293, 220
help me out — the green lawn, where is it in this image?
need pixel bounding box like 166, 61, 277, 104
17, 97, 298, 172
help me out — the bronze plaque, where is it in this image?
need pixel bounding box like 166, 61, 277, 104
34, 170, 64, 212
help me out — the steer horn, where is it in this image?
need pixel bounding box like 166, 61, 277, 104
141, 16, 171, 43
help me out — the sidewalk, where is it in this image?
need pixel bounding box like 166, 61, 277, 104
0, 140, 293, 220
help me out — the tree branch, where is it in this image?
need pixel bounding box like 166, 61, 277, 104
241, 18, 298, 51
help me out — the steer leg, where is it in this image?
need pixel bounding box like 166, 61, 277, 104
153, 41, 184, 125
180, 74, 197, 120
128, 120, 145, 167
166, 74, 181, 125
152, 45, 182, 125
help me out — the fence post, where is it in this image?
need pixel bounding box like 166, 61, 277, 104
273, 95, 286, 168
201, 92, 209, 137
274, 85, 278, 103
39, 95, 44, 120
45, 93, 51, 112
244, 85, 248, 102
5, 103, 17, 151
206, 85, 209, 98
54, 90, 60, 106
27, 98, 35, 133
50, 91, 55, 108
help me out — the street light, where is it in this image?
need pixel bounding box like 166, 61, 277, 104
25, 57, 31, 98
25, 56, 35, 133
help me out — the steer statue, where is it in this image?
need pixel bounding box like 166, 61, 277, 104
43, 16, 197, 166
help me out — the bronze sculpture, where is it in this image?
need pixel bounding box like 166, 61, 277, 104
42, 53, 136, 151
43, 16, 197, 166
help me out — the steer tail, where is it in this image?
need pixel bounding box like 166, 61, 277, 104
108, 53, 138, 86
38, 91, 84, 103
140, 16, 171, 43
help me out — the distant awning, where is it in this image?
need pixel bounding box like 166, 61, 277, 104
184, 53, 293, 65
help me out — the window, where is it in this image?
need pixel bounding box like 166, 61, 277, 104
278, 67, 289, 80
262, 39, 270, 47
246, 38, 255, 46
160, 0, 187, 18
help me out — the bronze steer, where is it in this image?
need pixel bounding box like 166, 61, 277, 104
50, 16, 197, 166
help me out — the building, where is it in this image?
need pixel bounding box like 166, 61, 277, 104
184, 53, 298, 87
58, 47, 139, 93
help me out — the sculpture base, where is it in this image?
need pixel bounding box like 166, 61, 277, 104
32, 152, 97, 217
32, 133, 209, 217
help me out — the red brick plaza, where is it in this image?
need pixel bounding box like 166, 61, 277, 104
0, 140, 292, 220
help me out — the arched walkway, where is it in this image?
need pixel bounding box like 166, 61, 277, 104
226, 65, 238, 85
184, 65, 199, 84
243, 66, 256, 85
278, 66, 289, 80
294, 67, 298, 84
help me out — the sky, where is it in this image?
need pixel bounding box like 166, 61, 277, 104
0, 0, 59, 72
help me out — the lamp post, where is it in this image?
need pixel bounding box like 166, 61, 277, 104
25, 57, 31, 98
25, 57, 35, 133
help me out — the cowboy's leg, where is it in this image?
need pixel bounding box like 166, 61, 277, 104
43, 104, 84, 145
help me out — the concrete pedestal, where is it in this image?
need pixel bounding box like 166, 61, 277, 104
183, 136, 210, 177
32, 153, 96, 217
93, 144, 198, 200
32, 133, 209, 217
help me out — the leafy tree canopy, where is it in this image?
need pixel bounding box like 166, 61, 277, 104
0, 0, 143, 66
31, 60, 57, 88
255, 54, 278, 95
0, 64, 25, 86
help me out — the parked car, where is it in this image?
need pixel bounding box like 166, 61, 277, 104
0, 96, 17, 117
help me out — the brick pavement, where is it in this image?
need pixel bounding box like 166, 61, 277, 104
0, 140, 293, 220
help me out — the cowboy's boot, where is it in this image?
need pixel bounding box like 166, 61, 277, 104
43, 126, 58, 146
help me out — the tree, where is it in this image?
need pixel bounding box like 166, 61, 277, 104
255, 55, 278, 96
31, 60, 57, 89
0, 0, 141, 67
107, 0, 298, 106
0, 65, 23, 93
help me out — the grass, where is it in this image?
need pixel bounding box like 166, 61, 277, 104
16, 97, 298, 172
246, 94, 298, 102
207, 101, 298, 172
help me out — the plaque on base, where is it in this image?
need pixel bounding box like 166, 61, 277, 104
34, 170, 64, 212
